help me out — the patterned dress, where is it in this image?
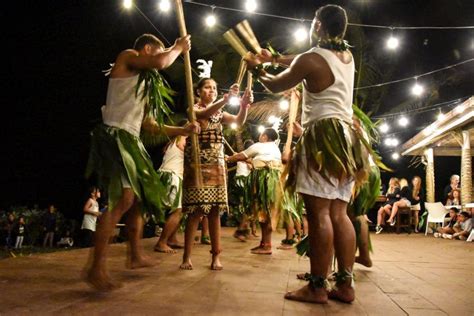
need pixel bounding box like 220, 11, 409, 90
182, 105, 228, 215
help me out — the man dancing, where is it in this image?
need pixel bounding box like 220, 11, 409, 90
247, 5, 371, 304
85, 33, 199, 291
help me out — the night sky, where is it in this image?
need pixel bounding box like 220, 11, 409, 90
3, 0, 473, 218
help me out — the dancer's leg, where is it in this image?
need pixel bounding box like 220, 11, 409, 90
154, 209, 183, 253
328, 199, 356, 303
285, 195, 331, 304
86, 188, 135, 291
355, 216, 372, 267
180, 212, 201, 270
208, 208, 223, 270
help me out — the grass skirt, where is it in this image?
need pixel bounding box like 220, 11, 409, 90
249, 166, 281, 223
85, 124, 166, 220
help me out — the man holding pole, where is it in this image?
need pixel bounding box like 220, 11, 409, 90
85, 33, 199, 291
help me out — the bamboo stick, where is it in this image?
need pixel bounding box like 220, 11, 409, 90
223, 29, 248, 57
235, 58, 247, 87
246, 71, 253, 91
174, 0, 202, 187
235, 20, 262, 54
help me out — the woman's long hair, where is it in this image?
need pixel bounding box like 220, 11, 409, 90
412, 176, 422, 200
387, 177, 400, 194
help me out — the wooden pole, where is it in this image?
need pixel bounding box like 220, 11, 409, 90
235, 58, 247, 87
235, 20, 262, 54
461, 129, 472, 205
223, 29, 248, 57
174, 0, 202, 187
425, 148, 435, 203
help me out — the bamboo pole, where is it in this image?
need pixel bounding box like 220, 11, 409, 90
235, 58, 247, 87
246, 71, 253, 91
425, 148, 435, 203
223, 29, 248, 57
235, 20, 262, 54
174, 0, 202, 187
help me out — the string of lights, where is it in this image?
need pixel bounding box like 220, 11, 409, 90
184, 0, 474, 30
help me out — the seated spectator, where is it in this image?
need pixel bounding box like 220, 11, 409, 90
386, 176, 423, 231
443, 174, 460, 204
443, 211, 472, 240
445, 188, 461, 207
434, 208, 459, 237
57, 230, 74, 248
375, 177, 400, 234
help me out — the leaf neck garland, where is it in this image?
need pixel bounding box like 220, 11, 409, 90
317, 37, 352, 52
136, 69, 176, 146
136, 69, 176, 128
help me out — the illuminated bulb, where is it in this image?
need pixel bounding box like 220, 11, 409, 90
257, 125, 265, 133
411, 83, 424, 96
123, 0, 133, 9
279, 99, 289, 110
455, 105, 465, 114
391, 138, 399, 146
386, 36, 399, 50
398, 116, 409, 127
228, 96, 240, 106
391, 152, 400, 160
245, 0, 257, 12
230, 123, 238, 130
384, 138, 393, 146
205, 14, 217, 27
159, 0, 171, 12
294, 27, 308, 42
268, 115, 277, 124
379, 123, 389, 133
437, 112, 445, 120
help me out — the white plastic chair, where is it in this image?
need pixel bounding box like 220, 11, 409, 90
424, 202, 450, 236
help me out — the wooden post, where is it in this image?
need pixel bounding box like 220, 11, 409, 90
174, 0, 202, 187
461, 129, 472, 205
425, 148, 435, 203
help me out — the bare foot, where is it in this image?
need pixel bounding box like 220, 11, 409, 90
129, 257, 156, 270
167, 242, 184, 249
277, 244, 293, 250
233, 231, 247, 242
154, 243, 177, 254
251, 246, 272, 255
296, 273, 307, 280
251, 231, 259, 238
180, 258, 193, 270
211, 256, 223, 270
85, 269, 122, 292
284, 284, 328, 304
328, 285, 355, 304
355, 256, 373, 267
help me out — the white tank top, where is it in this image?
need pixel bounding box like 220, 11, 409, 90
81, 199, 99, 231
159, 140, 184, 178
301, 47, 355, 127
102, 75, 145, 137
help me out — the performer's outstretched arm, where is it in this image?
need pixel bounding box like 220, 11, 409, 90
222, 89, 253, 126
255, 54, 311, 93
142, 116, 200, 137
121, 36, 191, 71
257, 49, 296, 67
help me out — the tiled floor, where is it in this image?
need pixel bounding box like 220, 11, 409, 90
0, 228, 472, 315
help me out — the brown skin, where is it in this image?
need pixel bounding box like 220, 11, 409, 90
248, 19, 356, 304
86, 36, 200, 292
180, 79, 253, 271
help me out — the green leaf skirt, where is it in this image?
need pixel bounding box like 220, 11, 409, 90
85, 124, 166, 220
249, 166, 282, 222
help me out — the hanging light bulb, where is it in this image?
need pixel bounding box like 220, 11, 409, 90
123, 0, 133, 9
268, 115, 277, 124
455, 104, 465, 114
391, 138, 399, 146
279, 99, 289, 110
379, 122, 390, 133
205, 14, 217, 27
159, 0, 171, 12
230, 123, 238, 130
294, 27, 308, 42
411, 82, 424, 96
228, 96, 240, 106
245, 0, 257, 12
391, 152, 400, 160
386, 36, 399, 50
437, 111, 445, 120
257, 125, 265, 133
398, 116, 409, 127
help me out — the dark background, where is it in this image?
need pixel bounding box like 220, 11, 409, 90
2, 0, 473, 219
